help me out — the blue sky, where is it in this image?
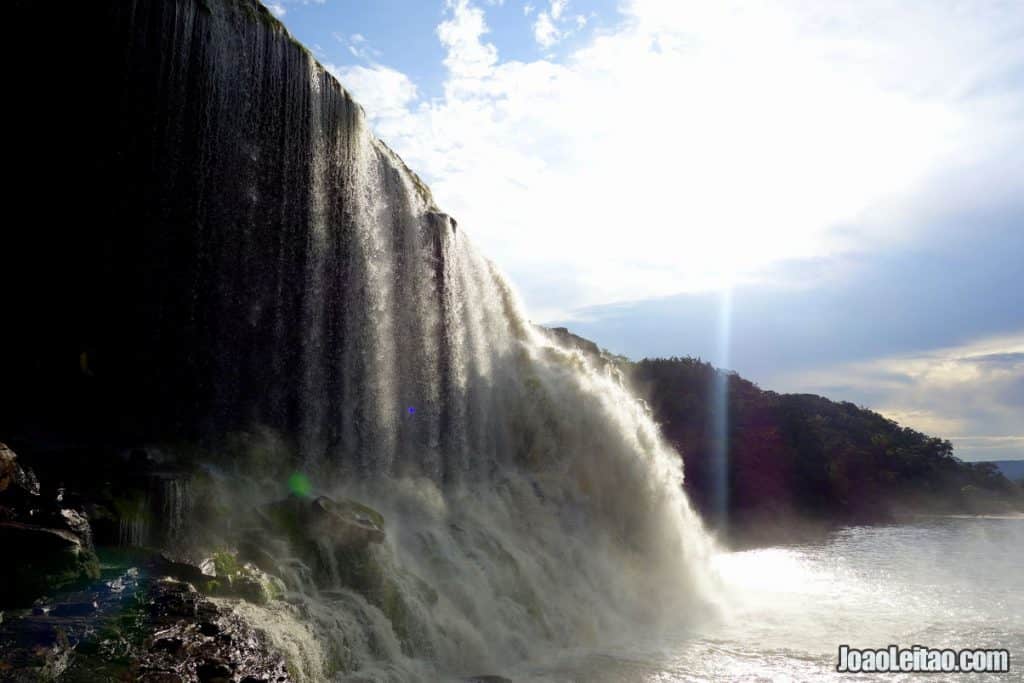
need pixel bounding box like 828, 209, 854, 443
268, 0, 1024, 461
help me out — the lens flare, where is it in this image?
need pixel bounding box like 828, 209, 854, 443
288, 472, 313, 498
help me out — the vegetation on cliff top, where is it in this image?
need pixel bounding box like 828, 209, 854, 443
629, 356, 1024, 543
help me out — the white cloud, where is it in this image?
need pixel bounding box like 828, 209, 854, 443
438, 0, 499, 84
533, 12, 560, 48
532, 1, 573, 48
324, 63, 419, 121
333, 31, 382, 60
268, 0, 328, 18
328, 0, 1024, 321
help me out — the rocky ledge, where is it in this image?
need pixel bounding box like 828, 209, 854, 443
0, 440, 399, 681
0, 443, 100, 608
0, 567, 291, 681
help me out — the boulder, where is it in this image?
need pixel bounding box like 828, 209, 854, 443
0, 442, 17, 492
258, 494, 385, 551
199, 552, 285, 605
0, 442, 40, 501
50, 600, 99, 617
0, 521, 101, 607
59, 507, 94, 546
145, 553, 216, 586
0, 569, 292, 681
309, 496, 386, 547
0, 444, 104, 607
227, 564, 286, 605
136, 579, 292, 681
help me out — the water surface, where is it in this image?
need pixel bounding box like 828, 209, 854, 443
509, 515, 1023, 681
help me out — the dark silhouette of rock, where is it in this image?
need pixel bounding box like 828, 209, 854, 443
3, 0, 450, 464
0, 568, 292, 681
0, 442, 40, 504
0, 443, 101, 607
0, 521, 100, 607
258, 494, 386, 553
50, 600, 99, 617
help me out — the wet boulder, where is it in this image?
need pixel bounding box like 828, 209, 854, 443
257, 494, 385, 554
309, 496, 386, 547
0, 442, 19, 490
1, 569, 292, 681
59, 507, 94, 547
248, 495, 409, 621
0, 521, 101, 607
0, 441, 41, 504
136, 579, 292, 681
0, 443, 102, 607
199, 551, 285, 605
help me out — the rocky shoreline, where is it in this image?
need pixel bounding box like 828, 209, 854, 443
0, 441, 393, 682
0, 568, 291, 682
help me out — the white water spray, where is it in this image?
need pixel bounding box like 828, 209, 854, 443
213, 58, 722, 680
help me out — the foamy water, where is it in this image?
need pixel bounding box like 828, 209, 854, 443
496, 515, 1023, 681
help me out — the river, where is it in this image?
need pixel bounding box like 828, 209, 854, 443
506, 515, 1023, 681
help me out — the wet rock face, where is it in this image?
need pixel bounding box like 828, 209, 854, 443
257, 494, 386, 556
242, 494, 433, 652
0, 523, 98, 606
0, 443, 100, 607
309, 496, 387, 547
4, 0, 383, 449
0, 440, 298, 672
0, 569, 292, 682
248, 493, 388, 592
0, 443, 40, 519
6, 0, 469, 478
134, 580, 291, 682
0, 443, 39, 498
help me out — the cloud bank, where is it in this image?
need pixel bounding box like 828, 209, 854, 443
317, 0, 1023, 459
331, 0, 1023, 322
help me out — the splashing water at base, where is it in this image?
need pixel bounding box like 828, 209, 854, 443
462, 515, 1020, 682
209, 324, 725, 680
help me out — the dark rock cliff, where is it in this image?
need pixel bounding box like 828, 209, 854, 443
3, 0, 446, 455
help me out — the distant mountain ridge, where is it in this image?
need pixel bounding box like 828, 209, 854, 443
986, 459, 1024, 482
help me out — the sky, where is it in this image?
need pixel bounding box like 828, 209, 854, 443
268, 0, 1024, 461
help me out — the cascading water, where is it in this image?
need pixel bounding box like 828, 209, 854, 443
160, 477, 193, 547
118, 515, 149, 549
4, 0, 720, 680
214, 60, 722, 678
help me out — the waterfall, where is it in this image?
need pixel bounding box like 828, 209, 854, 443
5, 0, 720, 680
160, 477, 193, 547
238, 57, 721, 677
118, 516, 149, 548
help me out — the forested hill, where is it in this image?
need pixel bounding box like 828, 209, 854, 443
630, 357, 1024, 543
541, 328, 1024, 544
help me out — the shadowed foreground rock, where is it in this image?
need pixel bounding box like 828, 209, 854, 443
0, 443, 101, 607
0, 569, 291, 682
